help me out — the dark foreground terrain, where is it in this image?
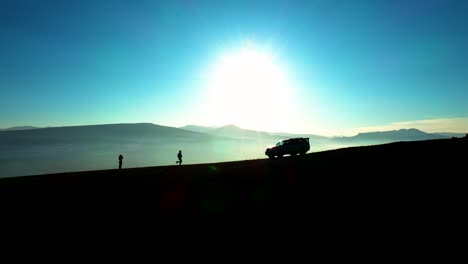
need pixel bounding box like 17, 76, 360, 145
1, 138, 466, 229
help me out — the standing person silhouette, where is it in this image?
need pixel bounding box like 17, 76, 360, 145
177, 150, 183, 166
118, 154, 123, 169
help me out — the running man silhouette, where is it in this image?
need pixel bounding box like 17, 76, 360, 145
177, 150, 183, 166
118, 154, 123, 169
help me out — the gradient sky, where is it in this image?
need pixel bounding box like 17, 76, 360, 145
1, 0, 467, 135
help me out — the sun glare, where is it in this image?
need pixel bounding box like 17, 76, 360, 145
202, 44, 296, 132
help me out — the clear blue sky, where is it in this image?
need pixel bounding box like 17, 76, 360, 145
1, 0, 467, 135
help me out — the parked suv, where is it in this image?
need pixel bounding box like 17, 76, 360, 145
265, 137, 310, 158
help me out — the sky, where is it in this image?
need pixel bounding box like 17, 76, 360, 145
1, 0, 467, 136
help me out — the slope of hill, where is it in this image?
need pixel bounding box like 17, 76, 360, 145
1, 138, 465, 225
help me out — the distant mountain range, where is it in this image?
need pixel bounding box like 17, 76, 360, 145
333, 128, 451, 143
0, 123, 211, 146
179, 125, 217, 134
180, 124, 328, 140
180, 124, 464, 142
1, 122, 466, 178
180, 124, 272, 139
0, 126, 40, 131
433, 132, 466, 138
2, 123, 464, 142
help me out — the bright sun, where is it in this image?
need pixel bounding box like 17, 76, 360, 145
202, 44, 296, 132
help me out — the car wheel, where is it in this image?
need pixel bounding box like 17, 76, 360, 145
300, 152, 306, 155
268, 155, 274, 159
290, 152, 296, 157
277, 154, 283, 158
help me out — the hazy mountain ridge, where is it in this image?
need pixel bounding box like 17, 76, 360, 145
433, 132, 466, 138
0, 126, 40, 131
332, 128, 449, 143
2, 123, 464, 178
179, 125, 216, 134
0, 123, 211, 145
269, 132, 330, 141
181, 124, 453, 142
181, 124, 268, 138
2, 124, 459, 144
181, 124, 327, 140
209, 124, 272, 139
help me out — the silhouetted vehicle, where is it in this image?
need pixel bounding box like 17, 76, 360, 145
265, 138, 310, 158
